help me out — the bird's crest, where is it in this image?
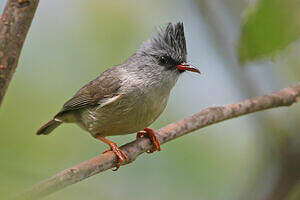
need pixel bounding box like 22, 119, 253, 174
139, 22, 187, 62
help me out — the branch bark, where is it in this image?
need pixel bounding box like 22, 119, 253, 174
0, 0, 39, 106
12, 83, 300, 200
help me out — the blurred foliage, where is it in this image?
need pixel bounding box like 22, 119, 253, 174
238, 0, 300, 64
83, 1, 145, 66
1, 1, 259, 200
0, 0, 299, 200
276, 40, 300, 83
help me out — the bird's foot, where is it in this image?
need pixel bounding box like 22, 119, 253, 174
102, 142, 127, 171
95, 135, 127, 171
136, 128, 161, 153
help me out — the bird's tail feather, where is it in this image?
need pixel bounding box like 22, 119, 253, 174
36, 119, 62, 135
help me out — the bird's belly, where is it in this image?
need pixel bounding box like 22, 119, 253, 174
78, 92, 170, 137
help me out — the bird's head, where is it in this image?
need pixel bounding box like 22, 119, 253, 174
137, 22, 200, 75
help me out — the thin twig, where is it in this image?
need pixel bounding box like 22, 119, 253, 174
12, 83, 300, 200
0, 0, 39, 106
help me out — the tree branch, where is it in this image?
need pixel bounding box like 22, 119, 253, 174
13, 83, 300, 200
0, 0, 39, 106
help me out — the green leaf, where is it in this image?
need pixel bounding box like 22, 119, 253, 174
238, 0, 300, 65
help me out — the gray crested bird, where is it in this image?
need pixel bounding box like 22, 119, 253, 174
37, 22, 200, 170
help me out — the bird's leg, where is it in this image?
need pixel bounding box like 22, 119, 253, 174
136, 128, 161, 153
95, 135, 127, 171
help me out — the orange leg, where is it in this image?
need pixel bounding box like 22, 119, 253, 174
136, 128, 161, 153
95, 135, 127, 171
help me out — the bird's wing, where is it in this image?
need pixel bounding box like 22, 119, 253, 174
55, 68, 122, 117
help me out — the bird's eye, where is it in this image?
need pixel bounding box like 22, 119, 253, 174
159, 56, 172, 65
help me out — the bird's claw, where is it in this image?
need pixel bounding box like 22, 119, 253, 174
103, 143, 127, 171
136, 128, 161, 153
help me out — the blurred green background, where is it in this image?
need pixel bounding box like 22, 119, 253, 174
0, 0, 299, 200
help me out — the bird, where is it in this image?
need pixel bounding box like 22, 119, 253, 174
36, 22, 200, 170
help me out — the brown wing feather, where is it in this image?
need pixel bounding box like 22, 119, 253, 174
55, 68, 122, 117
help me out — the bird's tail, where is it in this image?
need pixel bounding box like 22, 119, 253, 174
36, 119, 62, 135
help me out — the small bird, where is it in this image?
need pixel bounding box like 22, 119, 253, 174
37, 22, 200, 170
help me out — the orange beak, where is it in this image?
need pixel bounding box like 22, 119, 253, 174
176, 63, 201, 74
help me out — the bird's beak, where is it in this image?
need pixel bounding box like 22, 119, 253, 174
176, 63, 201, 74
